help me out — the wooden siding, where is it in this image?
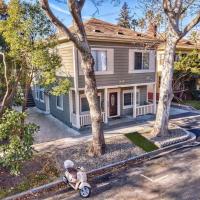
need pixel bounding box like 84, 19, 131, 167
49, 94, 71, 126
56, 42, 74, 77
78, 46, 155, 88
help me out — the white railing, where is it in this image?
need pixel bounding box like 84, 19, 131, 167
136, 104, 154, 116
72, 112, 106, 128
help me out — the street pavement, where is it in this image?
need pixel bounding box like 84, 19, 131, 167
42, 145, 200, 200
40, 114, 200, 200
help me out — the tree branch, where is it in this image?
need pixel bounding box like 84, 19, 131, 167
40, 0, 84, 51
68, 0, 88, 44
181, 12, 200, 38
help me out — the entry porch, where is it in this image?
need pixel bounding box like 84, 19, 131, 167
69, 84, 157, 129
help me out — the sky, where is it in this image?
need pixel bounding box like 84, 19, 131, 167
48, 0, 143, 26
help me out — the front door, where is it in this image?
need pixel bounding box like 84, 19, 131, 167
109, 92, 118, 117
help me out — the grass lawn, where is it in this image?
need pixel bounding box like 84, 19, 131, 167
182, 100, 200, 110
125, 132, 159, 152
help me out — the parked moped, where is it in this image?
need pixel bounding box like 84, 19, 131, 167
63, 160, 91, 198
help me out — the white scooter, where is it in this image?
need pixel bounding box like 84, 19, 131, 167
62, 160, 92, 198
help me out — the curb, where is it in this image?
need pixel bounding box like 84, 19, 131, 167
4, 131, 196, 200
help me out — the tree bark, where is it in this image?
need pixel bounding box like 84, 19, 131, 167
40, 0, 105, 156
153, 24, 178, 136
81, 54, 105, 156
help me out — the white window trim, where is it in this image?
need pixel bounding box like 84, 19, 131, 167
39, 88, 45, 103
80, 93, 102, 114
35, 86, 39, 100
123, 89, 140, 109
56, 95, 64, 111
79, 48, 114, 75
129, 49, 154, 73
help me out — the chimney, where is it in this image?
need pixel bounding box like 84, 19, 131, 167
147, 23, 157, 38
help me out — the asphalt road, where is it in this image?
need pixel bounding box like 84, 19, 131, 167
43, 145, 200, 200
42, 115, 200, 200
171, 115, 200, 140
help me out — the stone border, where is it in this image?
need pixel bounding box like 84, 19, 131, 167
4, 131, 196, 200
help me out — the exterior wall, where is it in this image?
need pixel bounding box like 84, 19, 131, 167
56, 42, 74, 77
121, 86, 147, 116
34, 98, 46, 111
49, 94, 71, 126
77, 42, 156, 88
79, 86, 147, 117
32, 87, 46, 111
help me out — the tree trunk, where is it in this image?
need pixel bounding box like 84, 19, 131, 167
153, 25, 179, 136
82, 54, 105, 156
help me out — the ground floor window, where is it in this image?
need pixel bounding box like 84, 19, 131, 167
123, 89, 140, 109
56, 95, 63, 110
80, 93, 101, 113
35, 86, 44, 102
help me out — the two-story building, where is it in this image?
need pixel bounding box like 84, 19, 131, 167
33, 18, 159, 129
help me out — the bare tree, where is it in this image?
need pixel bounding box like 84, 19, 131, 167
40, 0, 105, 156
153, 0, 200, 136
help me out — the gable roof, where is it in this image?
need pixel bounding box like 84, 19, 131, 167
58, 18, 161, 44
157, 33, 200, 50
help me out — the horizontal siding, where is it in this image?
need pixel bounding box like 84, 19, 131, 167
49, 94, 71, 126
56, 42, 74, 77
78, 46, 155, 88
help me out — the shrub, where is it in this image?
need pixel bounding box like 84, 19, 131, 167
0, 110, 39, 175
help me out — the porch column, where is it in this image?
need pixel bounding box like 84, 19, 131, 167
69, 90, 73, 123
153, 83, 157, 114
133, 86, 137, 118
104, 88, 108, 123
75, 91, 81, 129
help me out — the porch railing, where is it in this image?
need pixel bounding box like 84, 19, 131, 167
136, 104, 154, 116
71, 112, 106, 128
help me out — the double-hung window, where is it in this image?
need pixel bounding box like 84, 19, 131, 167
92, 50, 107, 72
123, 90, 140, 109
134, 52, 149, 70
56, 95, 63, 110
39, 87, 44, 102
80, 94, 101, 113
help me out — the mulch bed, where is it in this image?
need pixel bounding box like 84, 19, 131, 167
52, 135, 145, 173
0, 156, 59, 199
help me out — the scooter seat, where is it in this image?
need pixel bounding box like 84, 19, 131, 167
67, 168, 78, 179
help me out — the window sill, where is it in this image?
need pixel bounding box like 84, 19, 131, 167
79, 70, 114, 75
129, 70, 155, 73
57, 106, 64, 111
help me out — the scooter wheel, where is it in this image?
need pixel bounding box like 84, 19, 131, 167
79, 186, 91, 198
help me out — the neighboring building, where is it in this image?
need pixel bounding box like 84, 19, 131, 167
33, 18, 159, 129
156, 39, 200, 100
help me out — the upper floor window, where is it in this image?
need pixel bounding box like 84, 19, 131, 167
129, 49, 154, 73
92, 50, 107, 71
134, 52, 149, 70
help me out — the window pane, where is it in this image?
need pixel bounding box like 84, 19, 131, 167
97, 51, 107, 71
143, 53, 149, 69
81, 97, 89, 112
134, 52, 142, 70
124, 93, 132, 106
57, 96, 63, 108
92, 50, 97, 71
